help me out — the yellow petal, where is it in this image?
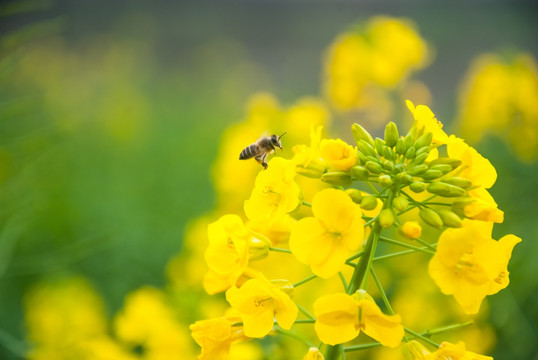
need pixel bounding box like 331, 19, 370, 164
312, 188, 362, 233
313, 294, 359, 345
359, 299, 404, 347
290, 218, 332, 265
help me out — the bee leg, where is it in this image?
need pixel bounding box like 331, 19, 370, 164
256, 154, 268, 169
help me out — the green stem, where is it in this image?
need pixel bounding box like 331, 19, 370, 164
338, 271, 349, 290
404, 328, 440, 348
269, 247, 292, 254
302, 201, 312, 207
275, 327, 315, 348
370, 267, 394, 315
294, 319, 316, 325
422, 320, 474, 337
293, 274, 317, 288
413, 237, 437, 251
366, 181, 379, 195
373, 246, 435, 262
347, 222, 380, 294
379, 236, 435, 254
324, 344, 343, 360
297, 304, 315, 320
344, 342, 382, 352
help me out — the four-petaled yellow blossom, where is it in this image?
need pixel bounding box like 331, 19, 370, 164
428, 219, 521, 314
400, 221, 422, 240
244, 157, 301, 225
319, 138, 357, 171
313, 290, 404, 346
289, 188, 364, 278
402, 340, 492, 360
204, 214, 269, 294
190, 317, 244, 360
303, 347, 325, 360
447, 139, 497, 189
406, 100, 450, 145
226, 277, 298, 338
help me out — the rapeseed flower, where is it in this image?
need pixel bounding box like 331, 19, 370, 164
406, 100, 450, 145
190, 317, 244, 360
313, 290, 404, 346
289, 188, 364, 278
225, 277, 298, 338
428, 220, 521, 314
319, 138, 357, 171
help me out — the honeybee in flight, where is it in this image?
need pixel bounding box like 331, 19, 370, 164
239, 132, 287, 169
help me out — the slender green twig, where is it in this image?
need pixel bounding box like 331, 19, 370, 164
413, 237, 437, 251
370, 267, 394, 315
379, 236, 435, 255
294, 319, 316, 325
338, 271, 349, 290
422, 320, 474, 337
302, 201, 312, 207
275, 327, 315, 347
293, 274, 317, 288
373, 246, 435, 262
269, 247, 292, 254
297, 304, 315, 320
404, 328, 440, 348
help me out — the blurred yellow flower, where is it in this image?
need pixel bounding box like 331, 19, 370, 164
428, 220, 521, 314
433, 341, 492, 360
313, 290, 404, 346
225, 277, 298, 338
289, 188, 364, 278
319, 138, 357, 171
190, 317, 243, 360
244, 157, 301, 225
303, 347, 324, 360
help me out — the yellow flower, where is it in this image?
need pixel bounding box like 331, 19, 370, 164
406, 100, 449, 145
293, 125, 328, 177
289, 188, 364, 278
428, 220, 521, 314
400, 221, 422, 240
203, 214, 270, 294
319, 138, 357, 171
190, 317, 244, 360
303, 347, 324, 360
313, 290, 404, 346
402, 340, 492, 360
447, 140, 497, 189
461, 188, 504, 223
244, 157, 301, 225
225, 277, 298, 338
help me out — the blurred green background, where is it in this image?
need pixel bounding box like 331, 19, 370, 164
1, 1, 537, 359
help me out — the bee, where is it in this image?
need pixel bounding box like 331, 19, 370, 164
239, 132, 287, 169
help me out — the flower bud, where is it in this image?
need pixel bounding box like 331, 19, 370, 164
295, 165, 325, 179
357, 140, 377, 157
438, 209, 463, 228
360, 195, 378, 210
248, 236, 271, 261
451, 198, 475, 217
419, 208, 443, 229
407, 164, 428, 176
321, 172, 352, 187
374, 138, 385, 155
427, 182, 466, 197
395, 172, 413, 185
382, 146, 396, 161
392, 196, 409, 212
411, 152, 429, 165
365, 161, 383, 174
270, 279, 294, 297
409, 181, 426, 193
441, 177, 472, 189
382, 159, 395, 172
430, 164, 453, 175
415, 146, 430, 158
399, 221, 422, 240
378, 174, 393, 187
345, 188, 362, 204
414, 132, 433, 149
351, 165, 369, 180
395, 138, 406, 155
384, 122, 399, 147
352, 123, 374, 147
422, 169, 443, 180
356, 150, 367, 164
379, 209, 396, 228
402, 340, 431, 360
405, 146, 416, 159
303, 347, 324, 360
429, 157, 462, 170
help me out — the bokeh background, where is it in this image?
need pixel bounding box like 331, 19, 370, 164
1, 1, 537, 359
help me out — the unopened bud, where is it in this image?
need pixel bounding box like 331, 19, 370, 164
321, 172, 352, 187
351, 165, 369, 180
407, 164, 428, 176
270, 279, 294, 297
419, 208, 443, 229
357, 140, 377, 157
384, 122, 399, 147
405, 146, 416, 159
441, 177, 472, 189
399, 221, 422, 240
422, 169, 443, 180
248, 235, 271, 261
295, 165, 325, 179
438, 209, 463, 228
451, 198, 475, 217
374, 138, 385, 155
352, 123, 375, 147
395, 138, 406, 155
379, 208, 396, 228
378, 174, 393, 187
365, 161, 383, 174
415, 146, 430, 157
346, 189, 362, 204
402, 340, 431, 360
395, 172, 413, 185
414, 132, 433, 149
411, 152, 429, 165
429, 157, 462, 170
360, 195, 378, 210
382, 159, 395, 172
303, 347, 324, 360
382, 146, 396, 161
427, 182, 466, 197
409, 181, 426, 193
392, 196, 409, 212
430, 164, 453, 174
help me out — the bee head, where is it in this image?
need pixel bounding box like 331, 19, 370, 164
271, 132, 287, 150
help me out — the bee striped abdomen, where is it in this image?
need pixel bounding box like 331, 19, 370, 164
239, 144, 259, 160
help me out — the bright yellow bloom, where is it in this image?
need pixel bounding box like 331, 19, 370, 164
225, 277, 298, 338
203, 214, 270, 294
293, 125, 328, 177
462, 188, 504, 223
400, 221, 422, 240
406, 100, 450, 145
402, 340, 492, 360
428, 220, 521, 314
447, 140, 497, 189
190, 317, 244, 360
289, 188, 364, 278
319, 138, 357, 171
303, 347, 324, 360
244, 157, 301, 225
313, 290, 404, 346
